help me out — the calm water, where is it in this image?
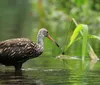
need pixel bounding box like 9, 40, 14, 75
0, 56, 100, 85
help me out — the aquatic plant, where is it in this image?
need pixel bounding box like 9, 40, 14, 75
60, 18, 99, 61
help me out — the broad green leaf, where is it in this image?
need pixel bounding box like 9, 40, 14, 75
67, 24, 83, 48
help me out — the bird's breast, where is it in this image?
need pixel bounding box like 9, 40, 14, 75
26, 43, 43, 58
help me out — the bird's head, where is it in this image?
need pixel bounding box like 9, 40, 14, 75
38, 28, 60, 47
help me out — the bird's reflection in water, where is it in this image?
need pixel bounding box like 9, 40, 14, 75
0, 70, 43, 85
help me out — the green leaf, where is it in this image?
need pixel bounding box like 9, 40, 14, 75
67, 24, 83, 48
88, 35, 100, 40
62, 18, 99, 62
82, 24, 88, 61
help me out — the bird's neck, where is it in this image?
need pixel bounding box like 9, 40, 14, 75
37, 35, 44, 51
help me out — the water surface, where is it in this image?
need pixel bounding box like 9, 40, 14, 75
0, 57, 100, 85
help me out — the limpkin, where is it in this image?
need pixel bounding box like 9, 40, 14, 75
0, 28, 60, 71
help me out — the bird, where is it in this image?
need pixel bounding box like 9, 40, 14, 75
0, 28, 60, 71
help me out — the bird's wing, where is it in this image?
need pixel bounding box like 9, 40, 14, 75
0, 38, 36, 61
0, 38, 33, 48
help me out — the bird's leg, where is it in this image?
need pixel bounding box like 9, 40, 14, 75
14, 63, 22, 71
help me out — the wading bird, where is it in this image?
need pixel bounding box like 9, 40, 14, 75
0, 28, 59, 71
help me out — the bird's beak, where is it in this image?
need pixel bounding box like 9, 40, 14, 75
47, 34, 60, 47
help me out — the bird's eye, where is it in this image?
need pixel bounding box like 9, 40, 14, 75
47, 31, 48, 33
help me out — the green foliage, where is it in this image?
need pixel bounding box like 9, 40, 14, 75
82, 24, 88, 60
67, 24, 83, 48
63, 22, 89, 59
88, 35, 100, 40
59, 18, 99, 61
30, 0, 100, 58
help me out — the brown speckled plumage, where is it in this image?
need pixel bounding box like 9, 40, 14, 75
0, 38, 43, 71
0, 28, 59, 71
